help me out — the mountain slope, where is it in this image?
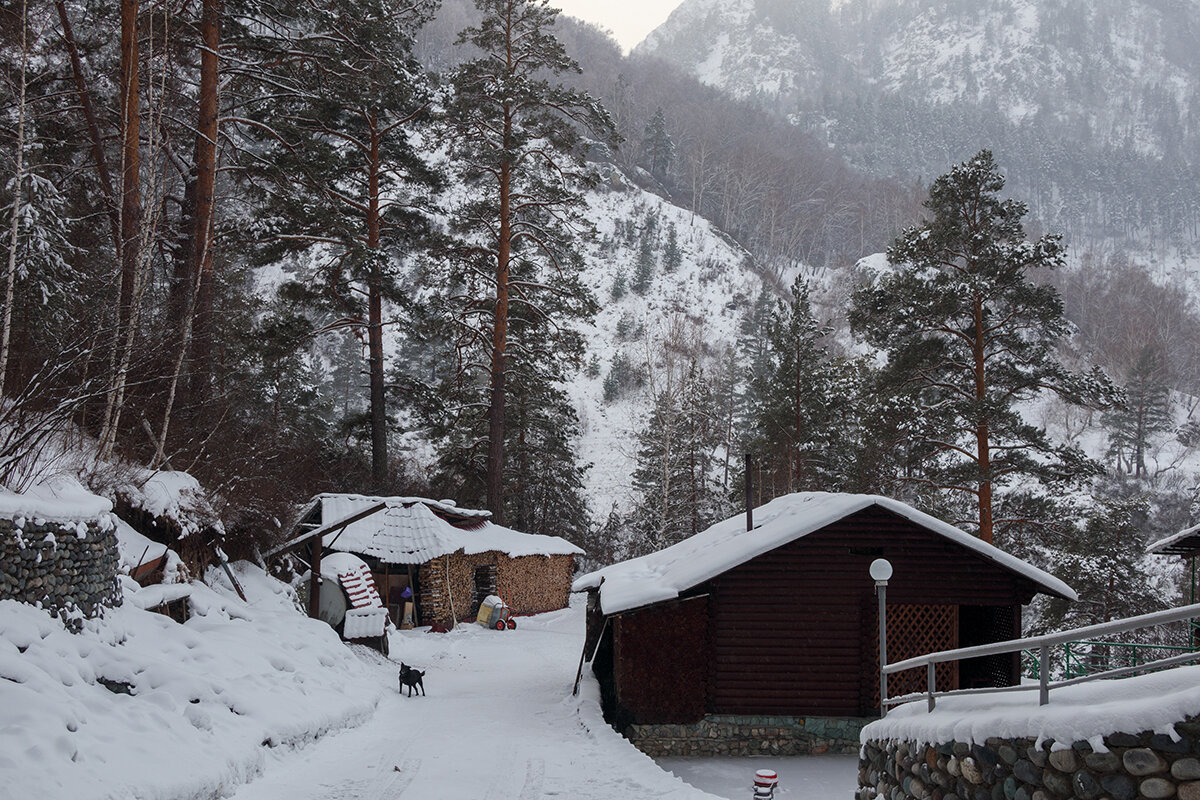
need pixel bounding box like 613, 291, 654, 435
639, 0, 1200, 254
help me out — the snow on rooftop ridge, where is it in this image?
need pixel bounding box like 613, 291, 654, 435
0, 476, 113, 525
465, 522, 585, 558
573, 492, 1076, 615
314, 492, 492, 519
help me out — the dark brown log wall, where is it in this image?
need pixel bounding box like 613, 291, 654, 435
614, 596, 709, 724
702, 506, 1044, 718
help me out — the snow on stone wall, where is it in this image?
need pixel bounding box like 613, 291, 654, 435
0, 516, 122, 629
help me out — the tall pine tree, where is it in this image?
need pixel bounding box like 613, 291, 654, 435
244, 0, 441, 490
850, 151, 1113, 543
444, 0, 614, 521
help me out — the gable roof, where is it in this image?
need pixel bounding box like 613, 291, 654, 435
572, 492, 1076, 615
317, 494, 583, 564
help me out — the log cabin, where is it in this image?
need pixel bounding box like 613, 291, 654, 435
572, 492, 1076, 756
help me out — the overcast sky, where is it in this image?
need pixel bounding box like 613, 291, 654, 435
550, 0, 683, 52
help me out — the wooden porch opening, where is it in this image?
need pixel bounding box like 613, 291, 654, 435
864, 602, 959, 714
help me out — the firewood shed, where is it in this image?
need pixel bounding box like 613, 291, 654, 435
269, 494, 583, 632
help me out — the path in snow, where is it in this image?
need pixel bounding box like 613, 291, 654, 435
229, 602, 724, 800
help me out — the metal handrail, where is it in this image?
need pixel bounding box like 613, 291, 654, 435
882, 602, 1200, 711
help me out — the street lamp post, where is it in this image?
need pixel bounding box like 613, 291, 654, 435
870, 558, 893, 717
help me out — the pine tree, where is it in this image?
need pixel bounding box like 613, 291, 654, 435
1105, 345, 1173, 478
245, 0, 441, 491
445, 0, 615, 522
1039, 498, 1171, 631
632, 237, 655, 295
662, 223, 682, 273
630, 361, 721, 553
849, 151, 1113, 543
611, 269, 627, 300
740, 276, 858, 499
640, 106, 675, 180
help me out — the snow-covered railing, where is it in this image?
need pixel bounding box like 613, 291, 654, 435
883, 602, 1200, 712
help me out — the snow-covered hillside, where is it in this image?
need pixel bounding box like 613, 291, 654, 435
568, 176, 769, 517
640, 0, 1200, 158
636, 0, 1200, 269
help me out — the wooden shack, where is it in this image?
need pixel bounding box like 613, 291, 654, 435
274, 494, 583, 630
573, 493, 1075, 753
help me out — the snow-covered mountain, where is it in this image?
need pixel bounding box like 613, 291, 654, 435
642, 0, 1200, 154
638, 0, 1200, 256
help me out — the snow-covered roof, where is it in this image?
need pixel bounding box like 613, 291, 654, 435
113, 517, 170, 573
1147, 522, 1200, 557
317, 492, 491, 525
462, 522, 585, 558
317, 494, 582, 564
573, 492, 1077, 615
321, 498, 458, 564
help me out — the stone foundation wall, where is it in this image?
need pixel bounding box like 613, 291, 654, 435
860, 720, 1200, 800
628, 715, 867, 757
0, 516, 123, 629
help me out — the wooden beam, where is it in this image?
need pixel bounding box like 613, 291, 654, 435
264, 501, 388, 557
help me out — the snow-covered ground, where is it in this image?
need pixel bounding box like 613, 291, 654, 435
0, 565, 383, 800
229, 597, 725, 800
659, 755, 858, 799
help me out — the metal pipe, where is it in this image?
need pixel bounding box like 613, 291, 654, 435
878, 581, 887, 717
927, 663, 936, 712
745, 452, 754, 532
1038, 644, 1049, 706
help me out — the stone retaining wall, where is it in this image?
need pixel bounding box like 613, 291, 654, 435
0, 515, 122, 630
627, 715, 867, 757
860, 720, 1200, 800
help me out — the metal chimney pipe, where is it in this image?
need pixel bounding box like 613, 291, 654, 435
745, 452, 754, 531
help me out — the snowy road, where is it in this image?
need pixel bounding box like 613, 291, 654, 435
228, 602, 725, 800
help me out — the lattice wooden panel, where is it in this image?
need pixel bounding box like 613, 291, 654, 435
865, 603, 958, 709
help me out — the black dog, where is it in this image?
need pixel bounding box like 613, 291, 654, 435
398, 662, 425, 697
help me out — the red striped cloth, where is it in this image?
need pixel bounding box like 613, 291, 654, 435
338, 565, 382, 609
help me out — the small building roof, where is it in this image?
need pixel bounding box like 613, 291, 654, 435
315, 494, 583, 564
1147, 523, 1200, 557
573, 492, 1077, 616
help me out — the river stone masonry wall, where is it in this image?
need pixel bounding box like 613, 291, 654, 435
0, 515, 122, 630
860, 719, 1200, 800
628, 715, 867, 757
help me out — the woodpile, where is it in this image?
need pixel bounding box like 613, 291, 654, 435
418, 551, 575, 627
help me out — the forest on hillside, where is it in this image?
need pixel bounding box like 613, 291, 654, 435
1, 0, 1198, 636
